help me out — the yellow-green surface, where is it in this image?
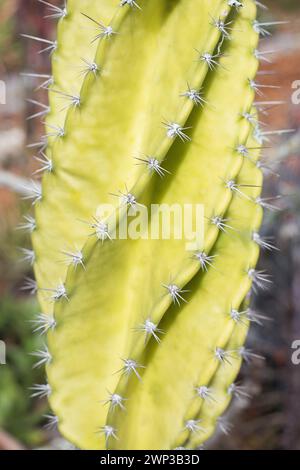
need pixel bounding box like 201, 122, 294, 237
186, 138, 262, 449
108, 142, 263, 449
33, 0, 228, 314
30, 0, 263, 450
47, 0, 120, 130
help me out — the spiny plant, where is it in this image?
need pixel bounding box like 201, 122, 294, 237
22, 0, 288, 450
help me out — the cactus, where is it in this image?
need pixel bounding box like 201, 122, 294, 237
24, 0, 278, 450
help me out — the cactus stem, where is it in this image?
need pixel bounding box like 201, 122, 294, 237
83, 217, 111, 242
81, 13, 116, 42
21, 34, 57, 55
17, 215, 36, 233
40, 283, 69, 302
135, 319, 163, 343
99, 425, 118, 444
31, 345, 52, 368
198, 52, 223, 70
19, 247, 35, 265
29, 0, 265, 448
229, 307, 249, 325
38, 0, 67, 20
112, 187, 144, 209
164, 122, 192, 142
44, 414, 59, 430
43, 122, 65, 139
119, 359, 145, 381
134, 156, 170, 177
241, 110, 261, 126
193, 251, 217, 271
210, 16, 233, 39
30, 383, 52, 399
236, 143, 250, 158
34, 152, 53, 174
30, 313, 56, 335
225, 179, 260, 200
228, 0, 243, 9
180, 85, 207, 106
20, 277, 38, 295
247, 268, 272, 292
214, 347, 234, 364
80, 58, 99, 77
230, 307, 269, 326
61, 249, 85, 269
163, 284, 189, 306
49, 89, 81, 110
113, 189, 137, 208
120, 0, 141, 10
209, 215, 234, 233
103, 393, 126, 411
252, 232, 278, 251
22, 180, 42, 205
195, 386, 216, 402
185, 419, 205, 434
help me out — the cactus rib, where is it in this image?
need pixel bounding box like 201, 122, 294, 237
33, 0, 231, 314
36, 0, 262, 452
25, 0, 274, 450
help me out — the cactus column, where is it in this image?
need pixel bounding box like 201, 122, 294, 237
28, 0, 265, 450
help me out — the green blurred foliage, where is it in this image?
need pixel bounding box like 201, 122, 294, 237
0, 0, 22, 71
0, 296, 48, 447
0, 225, 32, 289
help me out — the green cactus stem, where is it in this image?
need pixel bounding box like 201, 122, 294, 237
23, 0, 278, 450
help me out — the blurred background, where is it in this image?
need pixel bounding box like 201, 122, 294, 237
0, 0, 299, 450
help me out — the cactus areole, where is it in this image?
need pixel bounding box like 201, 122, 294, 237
27, 0, 269, 449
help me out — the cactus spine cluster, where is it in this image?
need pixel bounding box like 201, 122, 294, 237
22, 0, 282, 450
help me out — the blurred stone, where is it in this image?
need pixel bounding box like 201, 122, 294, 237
0, 128, 25, 163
